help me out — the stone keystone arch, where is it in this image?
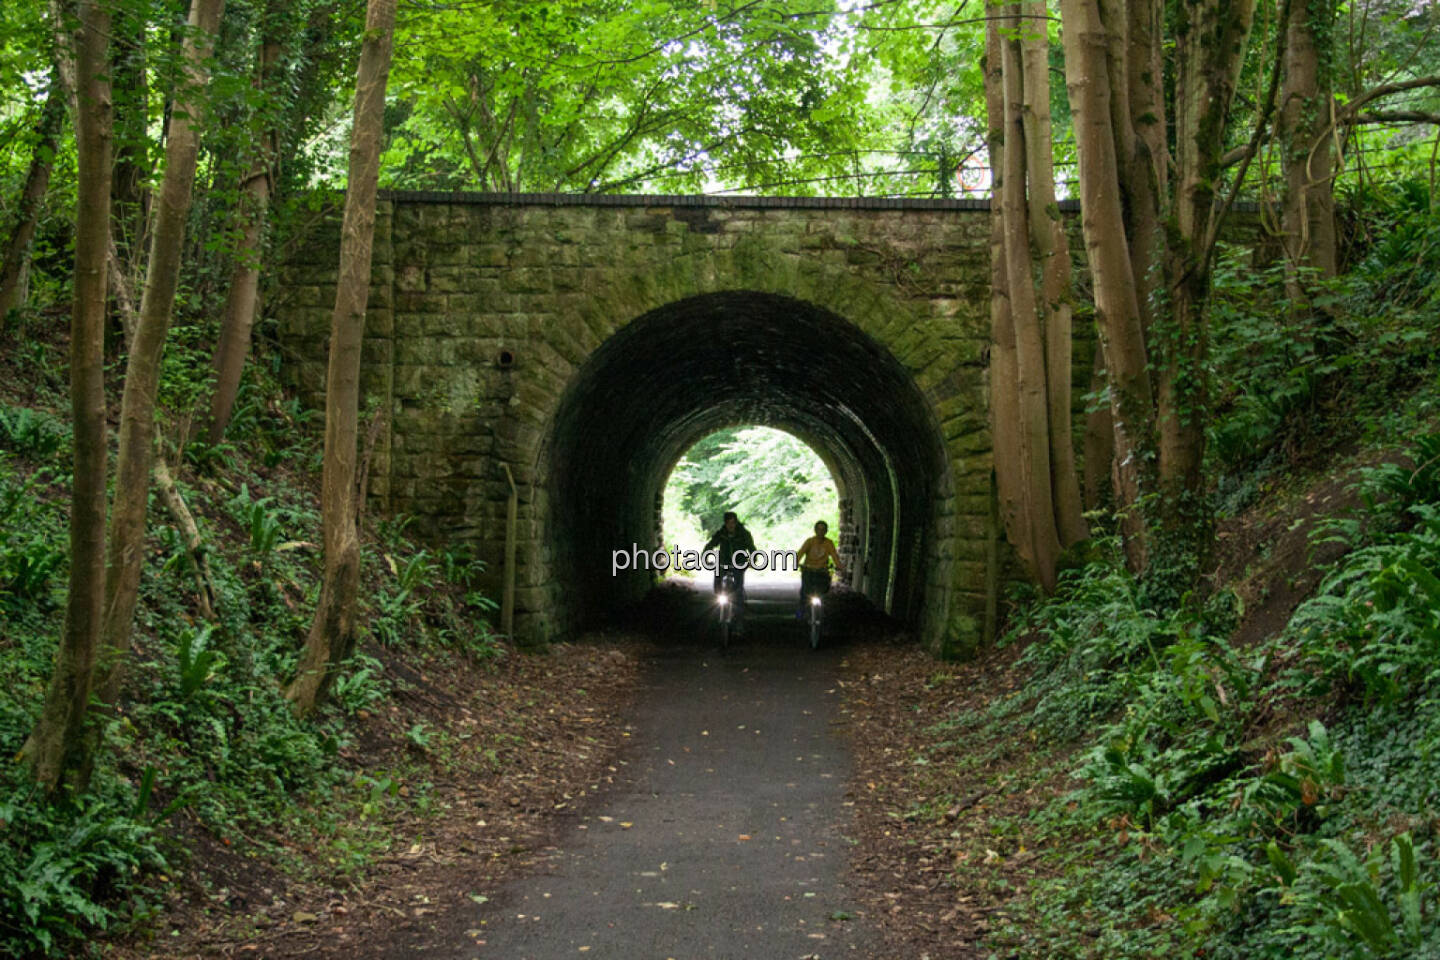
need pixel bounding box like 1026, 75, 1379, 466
278, 192, 1005, 655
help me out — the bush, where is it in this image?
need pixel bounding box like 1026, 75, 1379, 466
0, 406, 69, 459
0, 784, 167, 958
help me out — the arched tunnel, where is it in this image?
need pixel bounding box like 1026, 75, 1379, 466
544, 291, 954, 635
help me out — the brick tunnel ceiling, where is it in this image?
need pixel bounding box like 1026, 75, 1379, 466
549, 290, 949, 625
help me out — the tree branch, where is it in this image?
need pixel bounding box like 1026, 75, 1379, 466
1217, 78, 1440, 170
1219, 143, 1254, 169
1347, 109, 1440, 126
1340, 75, 1440, 120
1200, 0, 1293, 269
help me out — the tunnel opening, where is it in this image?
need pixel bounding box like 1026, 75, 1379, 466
543, 290, 952, 639
660, 425, 841, 583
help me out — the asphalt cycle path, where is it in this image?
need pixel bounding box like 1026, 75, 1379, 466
459, 581, 876, 959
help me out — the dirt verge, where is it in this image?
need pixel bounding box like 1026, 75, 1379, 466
107, 635, 646, 960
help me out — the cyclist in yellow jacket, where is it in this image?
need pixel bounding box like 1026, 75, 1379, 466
796, 520, 845, 617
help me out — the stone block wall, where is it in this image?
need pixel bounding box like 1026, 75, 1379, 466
276, 193, 1013, 653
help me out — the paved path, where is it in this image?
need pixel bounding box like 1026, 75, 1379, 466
461, 582, 876, 959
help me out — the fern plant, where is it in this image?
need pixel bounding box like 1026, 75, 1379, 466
1283, 834, 1431, 957
1291, 505, 1440, 703
175, 627, 221, 700
0, 406, 68, 458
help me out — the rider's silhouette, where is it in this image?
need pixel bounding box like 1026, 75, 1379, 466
705, 512, 756, 635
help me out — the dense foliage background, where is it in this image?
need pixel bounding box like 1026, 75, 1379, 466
662, 426, 840, 560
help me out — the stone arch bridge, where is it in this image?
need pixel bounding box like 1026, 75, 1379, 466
277, 192, 1061, 655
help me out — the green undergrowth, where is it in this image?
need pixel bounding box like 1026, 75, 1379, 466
1208, 180, 1440, 519
968, 424, 1440, 958
0, 357, 504, 957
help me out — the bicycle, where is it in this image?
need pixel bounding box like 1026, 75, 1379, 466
806, 591, 823, 649
800, 566, 836, 650
715, 568, 740, 650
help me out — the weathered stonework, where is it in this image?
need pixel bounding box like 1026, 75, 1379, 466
273, 192, 1151, 655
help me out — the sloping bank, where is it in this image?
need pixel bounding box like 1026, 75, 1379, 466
840, 431, 1440, 959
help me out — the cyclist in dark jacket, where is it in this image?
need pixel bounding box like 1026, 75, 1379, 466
705, 512, 756, 635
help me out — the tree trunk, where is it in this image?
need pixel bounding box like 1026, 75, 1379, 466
986, 24, 1036, 584
110, 0, 149, 273
47, 0, 78, 110
153, 454, 220, 622
22, 0, 111, 794
1156, 0, 1256, 566
1060, 0, 1153, 571
285, 0, 398, 715
1118, 0, 1169, 337
93, 0, 227, 708
0, 78, 65, 319
1093, 0, 1168, 486
205, 22, 283, 444
1020, 0, 1088, 549
1082, 346, 1114, 511
999, 5, 1063, 590
1278, 0, 1337, 287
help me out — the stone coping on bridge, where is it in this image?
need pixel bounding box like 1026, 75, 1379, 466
377, 189, 1034, 212
375, 189, 1257, 214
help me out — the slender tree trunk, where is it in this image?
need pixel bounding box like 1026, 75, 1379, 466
998, 6, 1063, 590
205, 170, 270, 442
986, 24, 1036, 583
47, 0, 78, 111
111, 0, 148, 274
107, 232, 138, 341
93, 0, 227, 708
0, 79, 65, 319
1119, 0, 1169, 336
1082, 346, 1114, 511
22, 0, 111, 793
1088, 0, 1169, 546
1021, 1, 1087, 549
1278, 0, 1338, 288
1094, 0, 1169, 441
1156, 0, 1256, 561
153, 455, 218, 622
1095, 0, 1169, 342
206, 22, 282, 444
1060, 0, 1154, 570
286, 0, 398, 715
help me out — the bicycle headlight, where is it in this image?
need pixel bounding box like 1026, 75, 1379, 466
717, 594, 729, 605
